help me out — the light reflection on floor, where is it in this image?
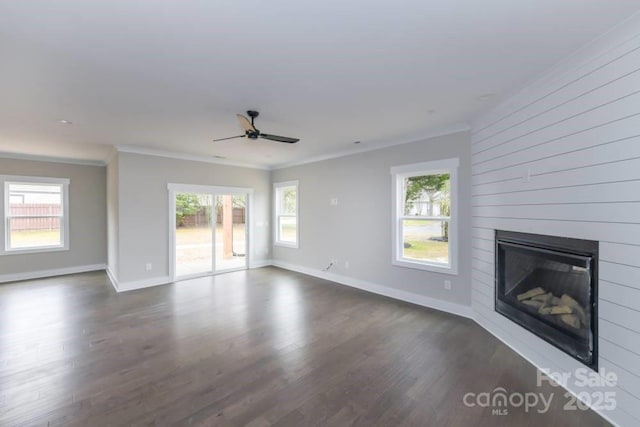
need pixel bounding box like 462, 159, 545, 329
0, 280, 72, 411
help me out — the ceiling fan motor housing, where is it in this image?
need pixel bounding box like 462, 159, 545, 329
212, 110, 299, 143
247, 110, 260, 138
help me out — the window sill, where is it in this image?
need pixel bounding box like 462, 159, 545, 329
392, 259, 458, 275
274, 242, 299, 249
1, 246, 69, 256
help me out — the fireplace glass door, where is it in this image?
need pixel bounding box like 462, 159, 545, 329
495, 231, 598, 370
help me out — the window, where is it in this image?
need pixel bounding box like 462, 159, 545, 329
1, 176, 70, 254
274, 181, 298, 248
391, 158, 458, 274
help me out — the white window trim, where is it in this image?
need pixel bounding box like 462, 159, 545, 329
390, 158, 459, 275
0, 175, 70, 256
273, 180, 299, 248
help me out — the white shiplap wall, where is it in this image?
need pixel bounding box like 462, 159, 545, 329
471, 14, 640, 427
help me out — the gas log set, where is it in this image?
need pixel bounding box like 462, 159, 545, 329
517, 287, 586, 330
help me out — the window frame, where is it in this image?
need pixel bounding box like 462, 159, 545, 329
1, 175, 70, 255
273, 180, 299, 248
390, 158, 459, 275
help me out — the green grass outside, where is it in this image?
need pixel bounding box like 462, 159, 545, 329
403, 239, 449, 262
10, 230, 61, 248
280, 223, 297, 242
401, 219, 449, 263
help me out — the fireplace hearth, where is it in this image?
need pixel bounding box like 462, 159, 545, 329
495, 230, 598, 370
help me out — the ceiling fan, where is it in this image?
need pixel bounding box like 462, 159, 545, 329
213, 110, 299, 144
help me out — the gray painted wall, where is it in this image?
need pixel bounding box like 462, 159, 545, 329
271, 131, 472, 306
471, 14, 640, 426
106, 154, 119, 280
0, 158, 107, 276
115, 152, 271, 284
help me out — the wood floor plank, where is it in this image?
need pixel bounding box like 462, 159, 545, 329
0, 267, 610, 426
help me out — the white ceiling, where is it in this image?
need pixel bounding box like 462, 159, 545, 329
1, 1, 638, 168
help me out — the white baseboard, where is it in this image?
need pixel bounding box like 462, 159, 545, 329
105, 267, 119, 292
250, 259, 273, 269
115, 275, 171, 293
271, 260, 474, 319
0, 264, 106, 284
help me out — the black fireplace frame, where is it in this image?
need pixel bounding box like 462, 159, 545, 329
494, 230, 599, 371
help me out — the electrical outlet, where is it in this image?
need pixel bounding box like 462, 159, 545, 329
344, 261, 350, 269
145, 262, 153, 271
444, 280, 452, 290
330, 198, 338, 206
324, 259, 337, 271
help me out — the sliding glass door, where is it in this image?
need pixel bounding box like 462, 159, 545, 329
174, 193, 214, 278
170, 185, 250, 281
215, 195, 247, 271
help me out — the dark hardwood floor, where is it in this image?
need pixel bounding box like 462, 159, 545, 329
0, 267, 609, 426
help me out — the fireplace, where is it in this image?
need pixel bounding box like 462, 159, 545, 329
495, 230, 598, 370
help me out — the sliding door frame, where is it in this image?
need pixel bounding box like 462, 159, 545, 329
168, 183, 253, 282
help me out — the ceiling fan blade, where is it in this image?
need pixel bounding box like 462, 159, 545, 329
212, 135, 246, 142
236, 114, 256, 132
260, 133, 299, 144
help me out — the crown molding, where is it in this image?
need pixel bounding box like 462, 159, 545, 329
116, 145, 270, 170
1, 123, 470, 171
105, 146, 118, 165
270, 122, 471, 170
0, 151, 106, 167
